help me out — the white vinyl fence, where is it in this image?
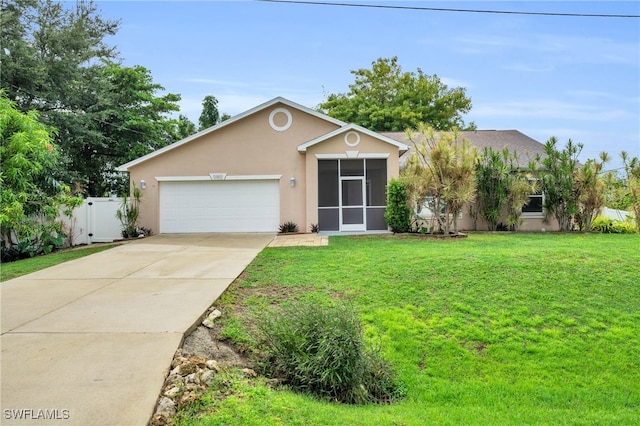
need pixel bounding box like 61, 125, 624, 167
59, 197, 123, 246
600, 207, 633, 221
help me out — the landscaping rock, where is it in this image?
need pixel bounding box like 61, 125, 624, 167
206, 359, 221, 372
202, 309, 222, 328
181, 326, 246, 367
164, 386, 181, 398
149, 413, 172, 426
177, 391, 198, 408
242, 368, 257, 378
155, 397, 176, 417
200, 370, 215, 386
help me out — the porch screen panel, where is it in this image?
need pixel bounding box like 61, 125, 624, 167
367, 208, 387, 230
340, 159, 364, 176
366, 159, 387, 206
366, 159, 387, 230
318, 160, 338, 207
318, 160, 339, 231
343, 208, 364, 224
318, 209, 339, 231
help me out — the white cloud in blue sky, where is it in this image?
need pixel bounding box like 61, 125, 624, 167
97, 0, 639, 171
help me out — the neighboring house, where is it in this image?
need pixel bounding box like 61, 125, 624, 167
383, 130, 560, 232
116, 97, 409, 234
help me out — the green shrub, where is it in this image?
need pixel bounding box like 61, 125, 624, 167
591, 216, 638, 234
257, 300, 401, 404
278, 221, 299, 233
385, 178, 411, 233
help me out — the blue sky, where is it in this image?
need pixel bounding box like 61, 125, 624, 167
97, 1, 640, 171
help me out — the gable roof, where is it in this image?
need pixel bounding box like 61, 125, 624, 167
116, 97, 347, 171
298, 123, 409, 153
382, 130, 546, 168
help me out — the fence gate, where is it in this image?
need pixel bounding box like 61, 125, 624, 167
61, 197, 123, 245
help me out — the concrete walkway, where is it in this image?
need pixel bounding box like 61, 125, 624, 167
0, 233, 274, 426
267, 233, 329, 247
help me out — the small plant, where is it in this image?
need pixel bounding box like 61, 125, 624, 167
257, 299, 401, 404
278, 221, 299, 233
310, 223, 320, 233
116, 184, 143, 238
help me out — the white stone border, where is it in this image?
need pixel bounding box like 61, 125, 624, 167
344, 131, 360, 147
268, 107, 292, 131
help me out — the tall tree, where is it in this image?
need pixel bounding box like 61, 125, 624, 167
1, 0, 119, 112
199, 95, 220, 130
318, 57, 475, 132
574, 153, 608, 231
402, 124, 477, 234
1, 0, 120, 192
620, 152, 640, 232
1, 1, 184, 196
0, 94, 80, 255
174, 114, 197, 139
473, 147, 536, 231
538, 137, 582, 232
90, 62, 181, 195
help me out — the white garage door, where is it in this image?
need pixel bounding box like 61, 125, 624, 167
159, 180, 280, 233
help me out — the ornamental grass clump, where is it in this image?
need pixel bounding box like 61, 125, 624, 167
257, 300, 401, 405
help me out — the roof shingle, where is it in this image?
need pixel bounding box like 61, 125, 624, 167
381, 130, 547, 168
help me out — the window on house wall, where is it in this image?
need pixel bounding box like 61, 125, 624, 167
522, 180, 544, 217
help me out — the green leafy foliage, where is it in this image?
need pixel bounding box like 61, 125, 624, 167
0, 94, 80, 259
574, 154, 608, 231
116, 185, 143, 238
384, 178, 411, 233
403, 124, 477, 234
591, 216, 637, 234
278, 221, 299, 233
473, 147, 536, 231
539, 137, 582, 231
257, 300, 401, 404
620, 152, 640, 232
198, 95, 220, 130
318, 57, 474, 131
1, 1, 182, 196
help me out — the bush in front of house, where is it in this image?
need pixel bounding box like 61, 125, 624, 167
278, 221, 299, 233
257, 299, 402, 405
385, 178, 411, 233
591, 216, 638, 234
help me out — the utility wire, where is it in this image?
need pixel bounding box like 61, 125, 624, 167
257, 0, 640, 19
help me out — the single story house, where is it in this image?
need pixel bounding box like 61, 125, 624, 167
116, 97, 409, 234
117, 97, 559, 234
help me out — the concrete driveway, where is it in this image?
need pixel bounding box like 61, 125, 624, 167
1, 233, 274, 426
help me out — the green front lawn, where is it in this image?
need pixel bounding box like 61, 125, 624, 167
0, 244, 118, 282
177, 233, 639, 425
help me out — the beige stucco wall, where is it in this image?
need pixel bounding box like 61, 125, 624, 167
458, 206, 560, 232
304, 132, 402, 227
126, 102, 340, 233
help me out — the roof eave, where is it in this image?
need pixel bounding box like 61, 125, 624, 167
116, 96, 347, 172
298, 124, 409, 153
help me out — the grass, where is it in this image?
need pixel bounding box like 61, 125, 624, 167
0, 244, 118, 282
176, 233, 640, 425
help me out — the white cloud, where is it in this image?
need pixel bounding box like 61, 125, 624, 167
440, 76, 470, 88
503, 63, 555, 73
453, 33, 639, 66
472, 99, 633, 122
